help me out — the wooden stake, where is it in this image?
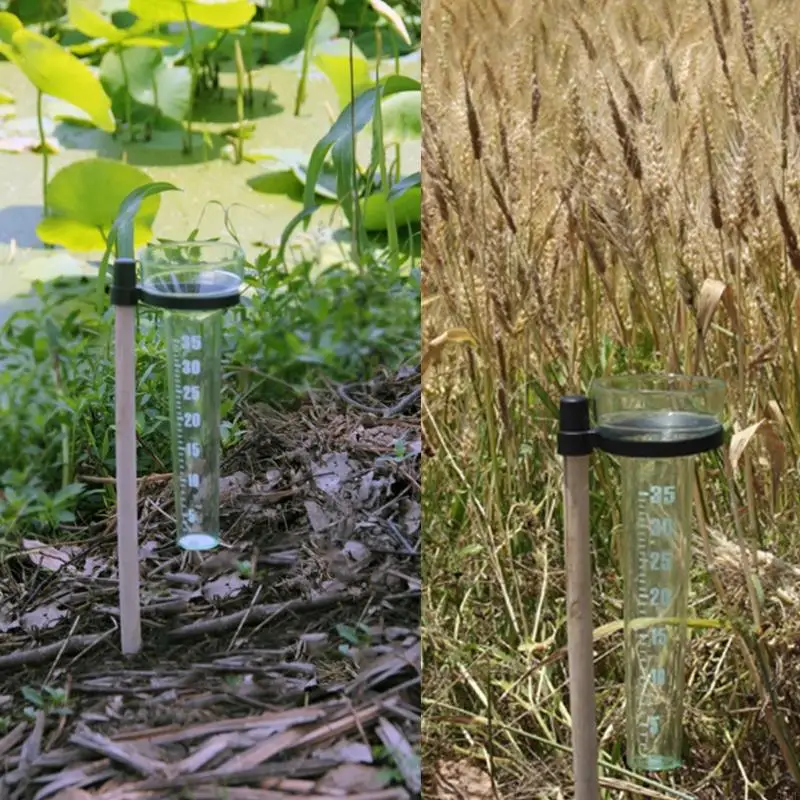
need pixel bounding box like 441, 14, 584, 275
563, 453, 600, 799
114, 273, 141, 655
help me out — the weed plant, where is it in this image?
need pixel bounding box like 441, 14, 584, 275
0, 246, 419, 544
422, 0, 800, 796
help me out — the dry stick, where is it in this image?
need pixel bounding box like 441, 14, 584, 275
563, 450, 600, 799
114, 259, 142, 656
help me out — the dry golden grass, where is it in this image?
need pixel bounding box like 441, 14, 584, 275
422, 1, 800, 797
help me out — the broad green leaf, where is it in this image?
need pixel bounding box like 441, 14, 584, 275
262, 4, 338, 65
129, 0, 256, 30
375, 90, 421, 143
68, 0, 167, 47
0, 27, 115, 132
43, 96, 95, 127
313, 38, 371, 109
302, 74, 419, 219
37, 216, 153, 252
101, 48, 191, 121
387, 171, 420, 201
362, 179, 420, 231
68, 0, 123, 40
0, 12, 22, 44
246, 147, 338, 200
37, 158, 161, 251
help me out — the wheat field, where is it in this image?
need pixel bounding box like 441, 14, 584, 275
421, 0, 800, 797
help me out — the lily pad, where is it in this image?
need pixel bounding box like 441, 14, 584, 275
373, 90, 421, 144
361, 172, 420, 232
0, 14, 115, 132
129, 0, 257, 30
263, 4, 339, 66
43, 96, 96, 127
36, 158, 162, 252
68, 0, 160, 42
100, 47, 192, 122
0, 247, 99, 325
304, 74, 420, 217
247, 147, 338, 200
313, 38, 372, 109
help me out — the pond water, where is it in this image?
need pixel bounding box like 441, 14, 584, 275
0, 49, 421, 323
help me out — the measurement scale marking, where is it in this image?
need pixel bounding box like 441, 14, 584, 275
174, 331, 205, 539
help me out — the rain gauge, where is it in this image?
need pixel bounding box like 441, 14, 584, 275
111, 240, 244, 655
139, 241, 244, 551
556, 375, 724, 797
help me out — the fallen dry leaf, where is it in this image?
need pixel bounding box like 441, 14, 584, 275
305, 500, 332, 532
202, 574, 249, 602
20, 604, 68, 633
22, 539, 78, 572
316, 762, 392, 792
312, 452, 353, 495
343, 540, 370, 562
314, 739, 373, 764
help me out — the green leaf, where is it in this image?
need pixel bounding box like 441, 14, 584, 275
36, 158, 162, 252
262, 4, 338, 65
68, 0, 125, 40
312, 38, 371, 109
43, 96, 95, 127
0, 88, 13, 104
0, 12, 22, 45
129, 0, 256, 30
100, 48, 191, 121
0, 23, 115, 132
374, 90, 420, 144
112, 181, 180, 255
95, 180, 180, 306
246, 147, 338, 199
276, 205, 318, 263
362, 181, 420, 231
21, 686, 42, 706
302, 74, 419, 221
248, 20, 290, 34
387, 171, 420, 201
66, 0, 168, 49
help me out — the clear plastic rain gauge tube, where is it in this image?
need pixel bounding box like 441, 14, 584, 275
139, 241, 244, 551
591, 375, 725, 771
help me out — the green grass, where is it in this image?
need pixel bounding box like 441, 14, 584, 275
0, 244, 419, 545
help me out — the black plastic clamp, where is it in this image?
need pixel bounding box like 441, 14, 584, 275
109, 257, 140, 307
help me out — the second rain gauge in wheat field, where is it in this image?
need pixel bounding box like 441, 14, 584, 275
139, 240, 244, 551
557, 375, 725, 794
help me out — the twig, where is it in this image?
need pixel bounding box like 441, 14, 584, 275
169, 593, 352, 639
336, 384, 421, 417
0, 632, 112, 671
